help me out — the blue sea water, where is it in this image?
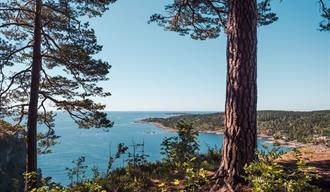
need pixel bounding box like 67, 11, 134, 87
38, 112, 286, 186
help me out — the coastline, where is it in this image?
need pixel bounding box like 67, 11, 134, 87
141, 121, 177, 132
137, 120, 307, 148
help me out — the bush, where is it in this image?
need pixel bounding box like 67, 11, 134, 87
157, 121, 211, 191
161, 121, 199, 165
244, 148, 321, 192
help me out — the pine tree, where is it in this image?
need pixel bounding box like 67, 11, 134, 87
0, 0, 115, 190
150, 0, 328, 190
319, 0, 330, 31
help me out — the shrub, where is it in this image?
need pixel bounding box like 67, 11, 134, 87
157, 121, 211, 191
161, 121, 199, 165
244, 148, 321, 192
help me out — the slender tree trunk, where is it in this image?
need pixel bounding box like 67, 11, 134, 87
211, 0, 257, 191
25, 0, 42, 191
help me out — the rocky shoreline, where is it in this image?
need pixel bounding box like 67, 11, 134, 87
137, 120, 308, 148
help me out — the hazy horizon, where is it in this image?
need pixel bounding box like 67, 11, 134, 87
47, 109, 330, 112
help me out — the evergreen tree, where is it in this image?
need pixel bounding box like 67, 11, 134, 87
319, 0, 330, 31
150, 0, 328, 190
0, 0, 115, 190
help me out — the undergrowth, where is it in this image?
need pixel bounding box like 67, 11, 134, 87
27, 122, 321, 192
244, 147, 321, 192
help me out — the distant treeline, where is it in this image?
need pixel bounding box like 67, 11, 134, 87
141, 110, 330, 143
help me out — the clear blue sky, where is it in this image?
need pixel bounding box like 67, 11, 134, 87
89, 0, 329, 111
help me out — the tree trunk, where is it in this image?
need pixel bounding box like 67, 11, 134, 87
25, 0, 42, 191
212, 0, 257, 191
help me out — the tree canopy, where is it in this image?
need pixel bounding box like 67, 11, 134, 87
0, 0, 116, 152
149, 0, 329, 39
319, 0, 330, 31
149, 0, 278, 40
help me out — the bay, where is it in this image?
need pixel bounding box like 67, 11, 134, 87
38, 112, 286, 186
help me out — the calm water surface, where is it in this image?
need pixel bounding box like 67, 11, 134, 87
38, 112, 285, 185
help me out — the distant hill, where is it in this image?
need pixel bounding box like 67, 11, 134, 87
141, 110, 330, 143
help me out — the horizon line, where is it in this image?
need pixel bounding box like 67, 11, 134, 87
46, 109, 330, 112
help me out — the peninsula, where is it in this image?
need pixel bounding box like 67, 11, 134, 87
139, 110, 330, 147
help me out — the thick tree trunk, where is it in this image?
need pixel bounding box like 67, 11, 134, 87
211, 0, 257, 191
25, 0, 42, 191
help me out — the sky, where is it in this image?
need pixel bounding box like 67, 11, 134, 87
87, 0, 329, 112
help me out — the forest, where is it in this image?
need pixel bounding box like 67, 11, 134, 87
141, 110, 330, 143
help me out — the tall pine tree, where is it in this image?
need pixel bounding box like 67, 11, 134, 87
0, 0, 115, 190
150, 0, 329, 190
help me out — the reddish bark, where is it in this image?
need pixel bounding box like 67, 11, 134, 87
212, 0, 258, 191
26, 0, 42, 191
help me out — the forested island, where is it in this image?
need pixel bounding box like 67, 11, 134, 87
140, 110, 330, 144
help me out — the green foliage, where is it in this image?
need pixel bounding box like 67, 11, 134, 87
27, 171, 106, 192
125, 141, 149, 167
63, 181, 106, 192
24, 121, 221, 192
22, 121, 326, 192
157, 121, 212, 191
198, 146, 222, 171
244, 148, 321, 192
110, 142, 151, 191
143, 111, 330, 143
144, 113, 224, 132
27, 162, 107, 192
65, 156, 88, 185
0, 0, 115, 152
169, 157, 210, 192
149, 0, 277, 40
64, 142, 153, 191
106, 142, 128, 174
161, 121, 199, 164
257, 111, 330, 143
319, 0, 330, 31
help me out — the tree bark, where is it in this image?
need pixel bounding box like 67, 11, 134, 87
25, 0, 42, 191
212, 0, 257, 191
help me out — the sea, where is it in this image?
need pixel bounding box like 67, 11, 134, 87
38, 112, 287, 186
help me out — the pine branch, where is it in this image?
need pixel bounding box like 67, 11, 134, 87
0, 22, 33, 28
0, 67, 32, 98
